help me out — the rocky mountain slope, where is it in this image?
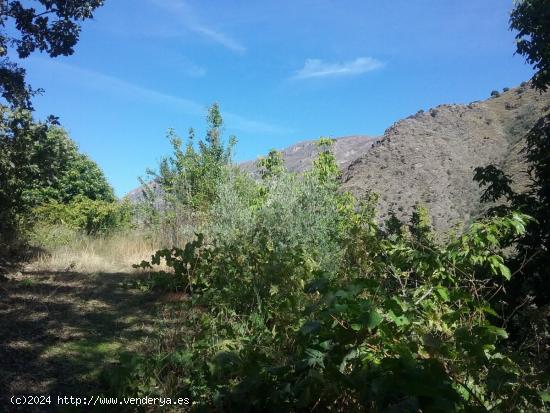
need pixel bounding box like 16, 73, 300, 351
341, 83, 549, 232
126, 181, 159, 204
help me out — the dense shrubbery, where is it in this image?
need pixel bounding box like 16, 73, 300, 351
31, 196, 132, 236
108, 132, 548, 411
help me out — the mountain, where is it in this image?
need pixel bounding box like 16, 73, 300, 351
126, 180, 161, 204
341, 83, 549, 232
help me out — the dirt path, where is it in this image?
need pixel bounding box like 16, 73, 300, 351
0, 265, 160, 411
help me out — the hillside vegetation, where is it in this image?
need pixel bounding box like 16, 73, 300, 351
239, 135, 377, 176
104, 102, 548, 411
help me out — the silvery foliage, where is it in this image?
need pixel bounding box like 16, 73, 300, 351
207, 168, 257, 242
208, 168, 344, 273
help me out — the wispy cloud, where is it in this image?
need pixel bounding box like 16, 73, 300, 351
293, 57, 384, 80
34, 59, 289, 135
150, 0, 246, 54
190, 25, 246, 54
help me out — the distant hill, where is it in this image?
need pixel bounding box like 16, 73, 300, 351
126, 82, 550, 233
126, 180, 161, 204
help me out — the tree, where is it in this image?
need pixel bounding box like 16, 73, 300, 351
473, 0, 550, 374
0, 0, 105, 108
1, 107, 58, 240
144, 103, 236, 212
0, 109, 113, 242
510, 0, 550, 92
312, 137, 340, 184
257, 149, 285, 179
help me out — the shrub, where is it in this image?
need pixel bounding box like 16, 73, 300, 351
207, 169, 347, 273
28, 223, 81, 250
32, 196, 132, 235
491, 90, 500, 97
121, 203, 545, 411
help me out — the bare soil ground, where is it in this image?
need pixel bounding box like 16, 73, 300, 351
0, 262, 160, 411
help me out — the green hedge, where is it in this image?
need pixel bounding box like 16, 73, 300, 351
32, 196, 132, 235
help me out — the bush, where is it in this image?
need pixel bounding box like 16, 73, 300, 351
208, 170, 345, 273
122, 204, 545, 411
32, 196, 132, 235
27, 223, 81, 251
491, 90, 500, 97
206, 138, 345, 272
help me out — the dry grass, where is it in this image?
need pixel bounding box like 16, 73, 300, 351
31, 230, 160, 274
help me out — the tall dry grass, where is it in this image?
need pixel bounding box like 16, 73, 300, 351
30, 228, 160, 274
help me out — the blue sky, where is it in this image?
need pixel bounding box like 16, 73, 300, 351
24, 0, 533, 197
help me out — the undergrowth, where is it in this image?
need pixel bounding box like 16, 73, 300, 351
103, 137, 549, 412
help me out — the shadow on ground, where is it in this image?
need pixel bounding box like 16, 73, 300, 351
0, 268, 160, 411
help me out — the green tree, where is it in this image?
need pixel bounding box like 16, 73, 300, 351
1, 108, 58, 240
144, 103, 236, 213
0, 0, 105, 108
510, 0, 550, 91
312, 137, 340, 184
408, 203, 434, 245
473, 0, 550, 378
1, 109, 114, 242
257, 149, 285, 179
25, 127, 114, 204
